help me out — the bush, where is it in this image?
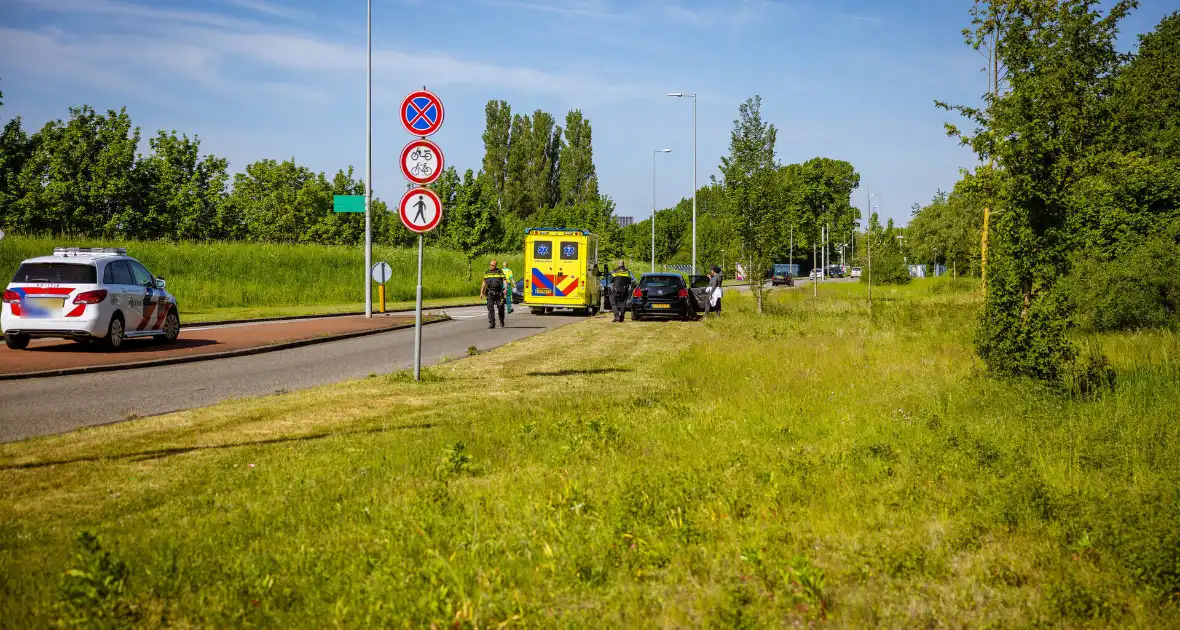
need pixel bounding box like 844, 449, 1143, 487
1066, 236, 1180, 331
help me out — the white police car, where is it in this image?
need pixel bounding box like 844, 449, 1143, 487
2, 247, 180, 350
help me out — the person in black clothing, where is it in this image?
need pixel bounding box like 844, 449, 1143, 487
609, 261, 634, 323
704, 264, 723, 318
480, 259, 507, 329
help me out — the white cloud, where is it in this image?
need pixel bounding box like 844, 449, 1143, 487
3, 0, 649, 105
13, 0, 260, 30
484, 0, 629, 20
221, 0, 306, 21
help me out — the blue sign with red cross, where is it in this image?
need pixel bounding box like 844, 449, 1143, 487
400, 90, 444, 137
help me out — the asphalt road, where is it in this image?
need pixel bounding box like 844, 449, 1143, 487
0, 304, 580, 443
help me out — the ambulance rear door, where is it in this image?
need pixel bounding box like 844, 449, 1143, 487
526, 234, 557, 303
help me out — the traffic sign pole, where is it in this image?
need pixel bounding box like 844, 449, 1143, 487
414, 234, 423, 381
398, 87, 444, 382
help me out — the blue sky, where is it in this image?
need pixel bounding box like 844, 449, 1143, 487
1, 0, 1176, 226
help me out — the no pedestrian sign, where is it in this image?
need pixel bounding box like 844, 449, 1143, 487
399, 187, 443, 233
400, 139, 444, 186
400, 90, 444, 137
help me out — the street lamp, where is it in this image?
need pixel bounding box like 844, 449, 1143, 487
667, 92, 697, 275
652, 148, 672, 273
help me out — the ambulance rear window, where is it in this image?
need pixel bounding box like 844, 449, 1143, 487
559, 242, 578, 260
533, 240, 552, 260
12, 263, 97, 284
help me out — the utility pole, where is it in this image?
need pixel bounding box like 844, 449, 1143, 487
812, 241, 817, 297
363, 0, 372, 318
789, 225, 794, 276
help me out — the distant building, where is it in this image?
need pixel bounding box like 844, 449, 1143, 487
615, 216, 634, 228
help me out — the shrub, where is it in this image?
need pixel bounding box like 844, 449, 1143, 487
1066, 235, 1180, 331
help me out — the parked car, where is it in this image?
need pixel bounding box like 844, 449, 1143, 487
809, 268, 822, 280
850, 267, 862, 279
631, 273, 697, 321
771, 264, 794, 287
3, 247, 180, 350
512, 278, 524, 304
825, 265, 844, 278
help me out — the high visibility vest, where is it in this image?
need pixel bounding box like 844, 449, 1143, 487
484, 270, 506, 293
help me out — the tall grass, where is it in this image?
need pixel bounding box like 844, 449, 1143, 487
0, 235, 523, 311
0, 279, 1175, 627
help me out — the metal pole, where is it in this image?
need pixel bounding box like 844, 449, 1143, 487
789, 226, 793, 274
691, 94, 697, 276
651, 150, 656, 273
813, 241, 817, 297
364, 0, 373, 319
413, 234, 423, 381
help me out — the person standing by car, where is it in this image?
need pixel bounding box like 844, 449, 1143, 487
704, 265, 723, 318
609, 261, 633, 323
480, 259, 507, 329
501, 264, 515, 314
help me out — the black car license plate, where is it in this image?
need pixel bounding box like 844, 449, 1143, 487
651, 303, 671, 309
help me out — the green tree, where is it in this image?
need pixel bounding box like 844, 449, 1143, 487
526, 110, 560, 213
503, 113, 532, 219
1112, 11, 1180, 159
941, 0, 1134, 382
7, 106, 141, 236
479, 100, 512, 211
720, 95, 783, 313
224, 159, 335, 243
558, 110, 599, 206
0, 114, 31, 225
136, 131, 229, 240
444, 169, 497, 280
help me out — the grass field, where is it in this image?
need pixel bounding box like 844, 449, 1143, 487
0, 235, 523, 319
1, 279, 1177, 627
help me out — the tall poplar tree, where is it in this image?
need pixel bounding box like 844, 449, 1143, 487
479, 100, 512, 211
558, 110, 599, 206
503, 113, 532, 218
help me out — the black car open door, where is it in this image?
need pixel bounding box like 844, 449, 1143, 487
688, 275, 710, 312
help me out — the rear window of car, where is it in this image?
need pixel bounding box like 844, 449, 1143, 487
11, 263, 97, 284
640, 275, 685, 288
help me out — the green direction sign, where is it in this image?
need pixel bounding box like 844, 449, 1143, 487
333, 195, 365, 213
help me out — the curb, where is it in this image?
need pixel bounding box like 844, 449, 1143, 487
190, 303, 483, 327
0, 315, 450, 382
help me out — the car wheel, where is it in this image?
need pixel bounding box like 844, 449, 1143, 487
155, 309, 180, 343
4, 333, 30, 350
102, 314, 125, 351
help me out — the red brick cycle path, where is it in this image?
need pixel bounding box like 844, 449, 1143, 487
1, 314, 418, 376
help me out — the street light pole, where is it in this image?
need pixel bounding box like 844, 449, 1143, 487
364, 0, 372, 318
667, 93, 697, 275
651, 148, 672, 273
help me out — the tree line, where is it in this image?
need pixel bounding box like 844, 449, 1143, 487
925, 2, 1180, 385
618, 96, 867, 311
0, 89, 616, 277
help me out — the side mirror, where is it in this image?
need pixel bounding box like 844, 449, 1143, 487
155, 278, 166, 289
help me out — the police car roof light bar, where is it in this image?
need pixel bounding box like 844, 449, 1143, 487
53, 247, 127, 257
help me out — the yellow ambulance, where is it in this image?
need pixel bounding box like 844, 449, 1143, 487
523, 228, 602, 315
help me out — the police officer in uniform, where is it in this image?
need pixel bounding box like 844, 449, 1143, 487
480, 259, 507, 329
609, 261, 634, 323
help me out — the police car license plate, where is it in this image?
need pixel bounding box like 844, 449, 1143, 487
652, 303, 670, 309
25, 297, 64, 316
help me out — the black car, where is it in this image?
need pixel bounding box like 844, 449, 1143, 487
825, 265, 844, 279
512, 278, 524, 304
631, 273, 705, 321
